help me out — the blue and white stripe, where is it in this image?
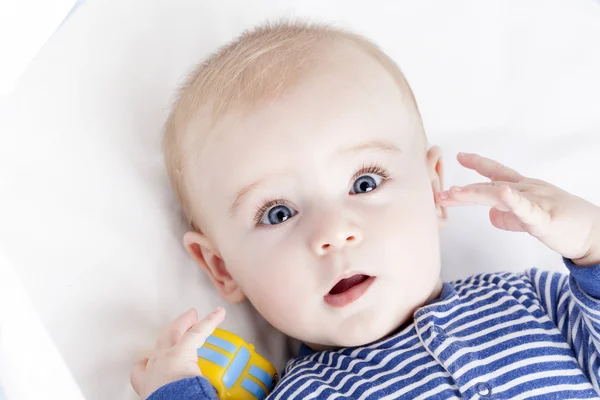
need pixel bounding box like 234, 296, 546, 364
269, 261, 600, 399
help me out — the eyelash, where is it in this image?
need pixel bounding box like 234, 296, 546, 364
252, 163, 392, 227
350, 163, 391, 186
253, 198, 289, 227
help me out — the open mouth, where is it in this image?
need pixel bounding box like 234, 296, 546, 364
329, 274, 370, 295
324, 274, 375, 308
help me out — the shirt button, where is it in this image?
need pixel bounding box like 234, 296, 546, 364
476, 382, 492, 397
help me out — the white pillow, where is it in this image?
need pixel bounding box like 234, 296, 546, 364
1, 0, 600, 399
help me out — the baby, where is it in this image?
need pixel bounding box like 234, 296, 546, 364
130, 20, 600, 399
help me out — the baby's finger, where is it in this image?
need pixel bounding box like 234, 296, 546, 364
130, 358, 149, 395
437, 185, 512, 212
156, 308, 199, 350
457, 153, 524, 183
499, 185, 551, 228
178, 307, 226, 353
452, 181, 527, 191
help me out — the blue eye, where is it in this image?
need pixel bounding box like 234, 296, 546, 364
260, 204, 297, 225
351, 173, 383, 194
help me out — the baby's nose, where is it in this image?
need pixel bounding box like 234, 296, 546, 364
313, 230, 362, 256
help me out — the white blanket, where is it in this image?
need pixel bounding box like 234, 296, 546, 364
1, 1, 599, 399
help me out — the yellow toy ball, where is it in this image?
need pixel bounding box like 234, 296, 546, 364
197, 328, 279, 399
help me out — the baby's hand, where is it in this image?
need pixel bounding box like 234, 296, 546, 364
437, 153, 600, 266
130, 307, 226, 400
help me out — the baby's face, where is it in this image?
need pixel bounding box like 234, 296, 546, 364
187, 45, 445, 348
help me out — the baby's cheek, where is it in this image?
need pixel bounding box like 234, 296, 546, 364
236, 244, 317, 334
246, 272, 313, 336
232, 244, 303, 295
370, 190, 439, 257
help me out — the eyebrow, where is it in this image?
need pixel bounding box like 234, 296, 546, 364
227, 139, 402, 218
228, 181, 263, 218
339, 139, 402, 155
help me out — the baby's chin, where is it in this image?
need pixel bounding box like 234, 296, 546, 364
305, 310, 410, 350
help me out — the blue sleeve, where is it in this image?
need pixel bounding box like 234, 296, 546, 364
147, 376, 218, 400
523, 259, 600, 391
564, 258, 600, 298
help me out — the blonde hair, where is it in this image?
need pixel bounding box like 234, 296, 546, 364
163, 20, 422, 231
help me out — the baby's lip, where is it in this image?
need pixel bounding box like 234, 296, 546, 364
324, 272, 375, 308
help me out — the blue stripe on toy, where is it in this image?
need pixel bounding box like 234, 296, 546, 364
249, 365, 272, 389
242, 378, 267, 399
222, 347, 250, 389
205, 335, 237, 354
197, 347, 229, 368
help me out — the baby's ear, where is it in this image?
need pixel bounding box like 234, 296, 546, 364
183, 231, 246, 304
426, 145, 448, 226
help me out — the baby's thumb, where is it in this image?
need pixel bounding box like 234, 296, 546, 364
178, 307, 226, 355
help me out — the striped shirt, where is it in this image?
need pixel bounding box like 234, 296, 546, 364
150, 258, 600, 400
270, 259, 600, 399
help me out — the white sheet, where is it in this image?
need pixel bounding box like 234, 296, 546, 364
1, 1, 599, 399
0, 247, 84, 400
0, 0, 77, 96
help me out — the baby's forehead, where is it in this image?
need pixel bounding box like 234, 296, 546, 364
182, 31, 418, 139
165, 22, 425, 230
195, 41, 419, 149
213, 56, 413, 141
191, 62, 422, 211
